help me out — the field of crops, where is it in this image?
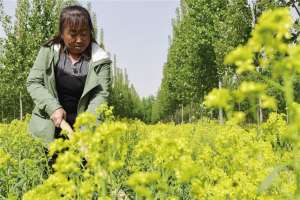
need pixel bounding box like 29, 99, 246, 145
0, 110, 296, 199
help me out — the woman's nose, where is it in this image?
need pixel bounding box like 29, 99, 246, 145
75, 36, 83, 43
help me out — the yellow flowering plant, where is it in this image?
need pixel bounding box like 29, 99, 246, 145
21, 104, 295, 199
204, 7, 300, 198
0, 115, 49, 199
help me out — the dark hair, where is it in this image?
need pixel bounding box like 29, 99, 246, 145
44, 5, 96, 55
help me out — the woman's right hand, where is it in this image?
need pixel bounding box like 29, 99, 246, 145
50, 108, 66, 127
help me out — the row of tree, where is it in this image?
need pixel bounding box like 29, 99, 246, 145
109, 54, 155, 122
151, 0, 300, 123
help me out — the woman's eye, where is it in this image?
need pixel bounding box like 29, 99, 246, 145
80, 32, 88, 37
70, 32, 77, 37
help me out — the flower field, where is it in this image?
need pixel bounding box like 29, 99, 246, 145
0, 111, 296, 199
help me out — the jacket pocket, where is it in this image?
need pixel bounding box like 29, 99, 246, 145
29, 112, 55, 144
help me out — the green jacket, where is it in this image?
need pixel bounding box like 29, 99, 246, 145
26, 42, 111, 144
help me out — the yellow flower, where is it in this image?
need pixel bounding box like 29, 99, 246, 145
204, 88, 231, 109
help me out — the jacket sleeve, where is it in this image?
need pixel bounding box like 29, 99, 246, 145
86, 62, 111, 116
26, 47, 62, 116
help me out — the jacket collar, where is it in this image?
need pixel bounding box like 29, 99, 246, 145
53, 42, 110, 64
62, 45, 90, 61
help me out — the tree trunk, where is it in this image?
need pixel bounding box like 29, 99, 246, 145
218, 80, 224, 124
189, 102, 192, 122
19, 91, 23, 120
13, 99, 16, 119
256, 67, 262, 125
286, 103, 289, 123
181, 104, 184, 124
1, 99, 3, 122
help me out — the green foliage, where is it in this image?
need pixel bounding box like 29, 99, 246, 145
141, 95, 155, 123
109, 56, 149, 121
153, 1, 300, 123
0, 115, 48, 199
155, 0, 252, 121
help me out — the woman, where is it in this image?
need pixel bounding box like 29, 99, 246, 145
26, 5, 111, 145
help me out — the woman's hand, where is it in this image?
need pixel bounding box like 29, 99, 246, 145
50, 108, 66, 127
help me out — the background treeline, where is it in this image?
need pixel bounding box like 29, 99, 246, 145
153, 0, 300, 123
1, 0, 300, 124
109, 54, 155, 122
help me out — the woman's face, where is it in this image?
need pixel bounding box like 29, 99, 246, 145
62, 24, 91, 56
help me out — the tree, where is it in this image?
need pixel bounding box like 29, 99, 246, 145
156, 0, 252, 122
109, 54, 145, 120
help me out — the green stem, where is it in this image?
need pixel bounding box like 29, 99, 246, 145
283, 72, 300, 196
253, 71, 285, 92
283, 72, 294, 122
249, 97, 257, 125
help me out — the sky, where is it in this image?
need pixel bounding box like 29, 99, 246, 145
0, 0, 180, 97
